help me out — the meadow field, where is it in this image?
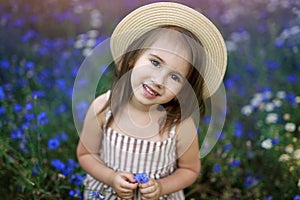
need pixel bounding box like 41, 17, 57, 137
0, 0, 300, 199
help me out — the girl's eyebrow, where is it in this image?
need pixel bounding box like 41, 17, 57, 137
149, 53, 165, 64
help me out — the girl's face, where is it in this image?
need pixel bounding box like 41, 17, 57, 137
130, 33, 191, 109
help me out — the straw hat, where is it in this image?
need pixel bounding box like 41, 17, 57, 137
110, 2, 227, 99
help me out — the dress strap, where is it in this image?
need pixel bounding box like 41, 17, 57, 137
169, 124, 176, 138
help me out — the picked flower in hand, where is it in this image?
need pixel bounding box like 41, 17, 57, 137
134, 173, 149, 184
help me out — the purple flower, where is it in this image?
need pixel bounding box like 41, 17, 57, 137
134, 173, 149, 183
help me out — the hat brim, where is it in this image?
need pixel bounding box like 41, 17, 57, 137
110, 2, 227, 99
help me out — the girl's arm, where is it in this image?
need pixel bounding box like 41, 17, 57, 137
140, 117, 200, 198
76, 93, 137, 198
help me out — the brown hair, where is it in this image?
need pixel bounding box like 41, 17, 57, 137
100, 25, 206, 133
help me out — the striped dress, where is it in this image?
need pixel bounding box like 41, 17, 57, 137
83, 103, 185, 199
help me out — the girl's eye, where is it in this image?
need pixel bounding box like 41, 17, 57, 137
170, 74, 181, 82
151, 60, 160, 67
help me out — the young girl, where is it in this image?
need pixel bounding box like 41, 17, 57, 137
77, 2, 227, 200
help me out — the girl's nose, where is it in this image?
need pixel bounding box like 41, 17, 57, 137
152, 71, 167, 88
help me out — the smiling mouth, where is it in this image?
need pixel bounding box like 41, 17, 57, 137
142, 84, 160, 97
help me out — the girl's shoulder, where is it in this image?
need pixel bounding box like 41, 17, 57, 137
92, 91, 109, 112
90, 91, 110, 124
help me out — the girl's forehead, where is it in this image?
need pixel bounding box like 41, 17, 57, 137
149, 31, 191, 62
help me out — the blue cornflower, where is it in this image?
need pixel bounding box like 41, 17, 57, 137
265, 60, 279, 70
213, 164, 221, 173
234, 121, 243, 137
25, 102, 33, 111
24, 113, 34, 122
10, 128, 23, 139
0, 106, 6, 115
230, 159, 241, 169
59, 132, 68, 141
69, 189, 81, 197
31, 90, 46, 99
51, 159, 65, 171
222, 144, 232, 151
294, 195, 300, 200
0, 59, 10, 69
37, 112, 49, 125
48, 137, 60, 150
13, 103, 22, 112
55, 104, 67, 114
286, 74, 298, 84
134, 173, 149, 183
67, 159, 78, 169
69, 174, 85, 186
272, 138, 279, 145
244, 174, 259, 188
32, 164, 41, 176
0, 86, 5, 100
88, 191, 105, 200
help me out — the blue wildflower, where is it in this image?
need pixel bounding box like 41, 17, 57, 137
25, 102, 33, 111
37, 112, 49, 125
10, 128, 23, 139
55, 104, 67, 114
234, 121, 243, 137
230, 160, 241, 169
294, 195, 300, 200
222, 144, 232, 151
0, 86, 5, 100
69, 189, 81, 197
32, 164, 41, 176
134, 173, 149, 183
48, 137, 60, 150
32, 90, 46, 99
286, 74, 298, 84
265, 60, 279, 70
88, 191, 105, 200
69, 174, 84, 186
272, 138, 279, 145
25, 61, 35, 70
13, 103, 22, 112
213, 164, 221, 173
244, 174, 259, 188
51, 159, 65, 171
0, 106, 6, 115
0, 59, 10, 69
59, 132, 68, 141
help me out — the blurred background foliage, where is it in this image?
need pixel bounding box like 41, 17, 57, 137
0, 0, 300, 199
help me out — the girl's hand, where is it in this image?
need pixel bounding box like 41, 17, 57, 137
139, 178, 162, 200
111, 171, 138, 199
